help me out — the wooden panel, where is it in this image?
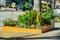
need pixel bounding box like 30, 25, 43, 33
42, 25, 51, 33
2, 26, 42, 34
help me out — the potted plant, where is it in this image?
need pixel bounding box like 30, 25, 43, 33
2, 17, 42, 33
2, 10, 42, 33
2, 9, 54, 33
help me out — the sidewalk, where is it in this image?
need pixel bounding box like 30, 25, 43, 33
0, 7, 16, 11
0, 30, 39, 38
0, 7, 22, 11
24, 29, 60, 38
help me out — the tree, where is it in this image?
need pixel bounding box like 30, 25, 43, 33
33, 0, 40, 11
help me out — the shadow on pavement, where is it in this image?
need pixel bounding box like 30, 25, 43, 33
6, 36, 60, 39
51, 28, 60, 31
32, 36, 60, 39
11, 36, 60, 39
44, 27, 60, 33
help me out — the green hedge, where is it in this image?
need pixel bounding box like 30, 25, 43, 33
55, 17, 60, 22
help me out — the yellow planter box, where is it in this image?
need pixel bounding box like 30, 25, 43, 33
2, 26, 51, 34
2, 26, 42, 34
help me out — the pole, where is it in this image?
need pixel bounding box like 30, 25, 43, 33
51, 0, 56, 29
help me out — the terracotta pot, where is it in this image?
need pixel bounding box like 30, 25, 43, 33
31, 24, 36, 29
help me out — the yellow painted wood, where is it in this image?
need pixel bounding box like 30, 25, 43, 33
2, 26, 51, 34
2, 26, 42, 34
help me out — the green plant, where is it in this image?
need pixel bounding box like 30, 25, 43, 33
3, 18, 18, 26
41, 3, 52, 12
24, 2, 30, 8
55, 17, 60, 22
41, 9, 54, 26
18, 10, 31, 28
18, 10, 41, 28
29, 0, 32, 2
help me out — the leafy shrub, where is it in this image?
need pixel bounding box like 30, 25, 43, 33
3, 18, 18, 26
25, 2, 30, 8
17, 10, 41, 28
55, 17, 60, 22
41, 3, 52, 12
41, 9, 54, 26
41, 3, 52, 9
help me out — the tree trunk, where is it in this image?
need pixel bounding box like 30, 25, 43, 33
33, 0, 40, 11
47, 0, 48, 6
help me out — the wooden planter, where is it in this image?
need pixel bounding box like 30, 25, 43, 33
42, 25, 51, 33
2, 25, 51, 34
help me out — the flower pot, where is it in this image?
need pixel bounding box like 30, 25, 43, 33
2, 25, 51, 33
